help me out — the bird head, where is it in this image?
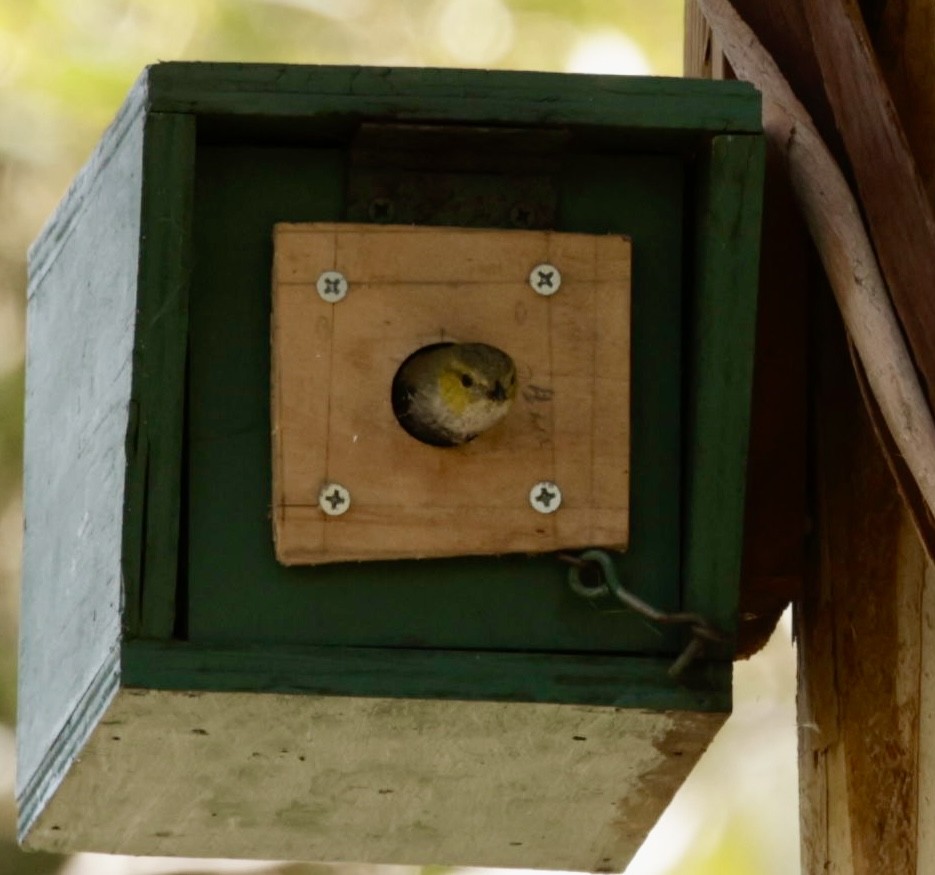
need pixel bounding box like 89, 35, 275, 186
436, 343, 518, 416
392, 340, 518, 447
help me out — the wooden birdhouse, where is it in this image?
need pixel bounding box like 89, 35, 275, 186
18, 63, 764, 871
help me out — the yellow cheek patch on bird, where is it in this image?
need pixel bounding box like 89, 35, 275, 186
437, 370, 473, 415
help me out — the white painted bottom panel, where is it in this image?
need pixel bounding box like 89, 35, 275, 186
26, 688, 725, 871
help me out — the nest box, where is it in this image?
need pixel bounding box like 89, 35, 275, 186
19, 63, 764, 871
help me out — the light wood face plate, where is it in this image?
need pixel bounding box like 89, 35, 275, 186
271, 223, 631, 565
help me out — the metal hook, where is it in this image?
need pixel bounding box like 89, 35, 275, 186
560, 549, 727, 679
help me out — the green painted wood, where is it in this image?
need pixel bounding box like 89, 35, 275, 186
120, 640, 732, 713
20, 93, 145, 791
683, 134, 766, 644
124, 112, 196, 639
559, 154, 684, 620
185, 146, 684, 659
143, 63, 762, 136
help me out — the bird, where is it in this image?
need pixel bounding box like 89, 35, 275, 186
391, 341, 517, 447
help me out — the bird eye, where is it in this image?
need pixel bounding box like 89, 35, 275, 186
460, 373, 474, 388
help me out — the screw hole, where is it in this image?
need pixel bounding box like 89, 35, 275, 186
368, 198, 395, 222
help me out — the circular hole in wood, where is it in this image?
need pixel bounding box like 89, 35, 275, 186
391, 341, 517, 448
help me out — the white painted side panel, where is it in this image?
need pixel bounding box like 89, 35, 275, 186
18, 105, 142, 791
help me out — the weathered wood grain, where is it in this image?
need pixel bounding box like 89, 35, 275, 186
798, 4, 935, 872
19, 94, 144, 796
863, 6, 935, 858
698, 0, 935, 546
797, 300, 933, 875
27, 73, 147, 281
24, 687, 725, 871
684, 1, 729, 79
690, 6, 935, 871
17, 651, 121, 844
868, 0, 935, 199
851, 0, 935, 560
804, 0, 935, 413
727, 0, 845, 158
271, 223, 631, 564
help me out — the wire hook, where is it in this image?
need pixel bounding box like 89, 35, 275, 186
559, 549, 727, 679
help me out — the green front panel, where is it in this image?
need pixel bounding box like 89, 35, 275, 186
186, 144, 684, 654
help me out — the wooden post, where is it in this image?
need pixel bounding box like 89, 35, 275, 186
798, 301, 935, 874
799, 3, 935, 870
686, 1, 935, 871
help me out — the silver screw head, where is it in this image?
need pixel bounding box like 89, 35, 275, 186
529, 263, 561, 296
319, 482, 351, 516
316, 270, 348, 302
529, 481, 562, 514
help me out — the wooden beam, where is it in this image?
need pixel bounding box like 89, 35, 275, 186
687, 1, 935, 870
803, 0, 935, 413
867, 0, 935, 198
722, 0, 847, 161
696, 0, 935, 533
782, 2, 935, 869
797, 297, 934, 874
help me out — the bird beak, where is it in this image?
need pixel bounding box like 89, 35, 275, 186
489, 381, 508, 402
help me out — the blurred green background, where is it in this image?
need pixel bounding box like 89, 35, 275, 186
0, 2, 798, 873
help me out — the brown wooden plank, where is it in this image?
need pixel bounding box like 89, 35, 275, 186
855, 5, 935, 782
728, 0, 847, 161
866, 0, 935, 200
19, 87, 145, 802
797, 297, 928, 875
710, 1, 935, 869
271, 223, 631, 565
684, 2, 728, 79
691, 5, 935, 870
684, 0, 714, 77
804, 0, 935, 409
